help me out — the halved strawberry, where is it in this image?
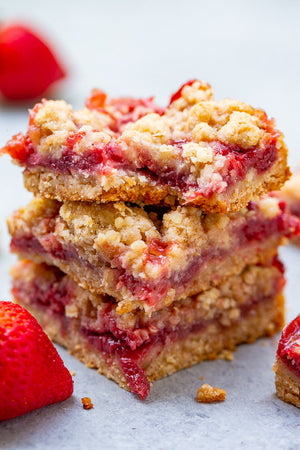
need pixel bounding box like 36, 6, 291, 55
0, 301, 73, 421
0, 23, 66, 100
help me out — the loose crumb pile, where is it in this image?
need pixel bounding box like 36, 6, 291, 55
196, 384, 226, 403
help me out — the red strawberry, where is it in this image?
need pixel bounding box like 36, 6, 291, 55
0, 23, 66, 101
0, 301, 73, 421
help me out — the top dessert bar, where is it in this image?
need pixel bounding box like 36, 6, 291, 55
2, 80, 290, 212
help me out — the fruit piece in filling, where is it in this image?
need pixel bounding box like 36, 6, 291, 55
7, 196, 300, 315
1, 80, 290, 212
274, 315, 300, 408
11, 259, 285, 400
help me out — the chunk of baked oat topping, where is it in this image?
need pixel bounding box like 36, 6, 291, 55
196, 384, 226, 403
2, 80, 290, 212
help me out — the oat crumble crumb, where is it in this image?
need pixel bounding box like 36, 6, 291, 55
196, 384, 226, 403
81, 397, 93, 410
218, 349, 234, 361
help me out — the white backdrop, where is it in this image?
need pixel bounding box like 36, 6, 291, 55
1, 1, 300, 448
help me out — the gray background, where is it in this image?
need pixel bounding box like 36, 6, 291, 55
0, 1, 300, 448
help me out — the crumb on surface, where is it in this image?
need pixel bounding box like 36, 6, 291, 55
217, 349, 234, 361
70, 370, 75, 376
199, 376, 204, 380
196, 384, 226, 403
81, 397, 93, 410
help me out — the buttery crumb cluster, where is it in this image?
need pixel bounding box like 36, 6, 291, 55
4, 80, 297, 400
197, 384, 226, 403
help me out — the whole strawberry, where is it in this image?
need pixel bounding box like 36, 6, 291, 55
0, 301, 73, 421
0, 23, 66, 101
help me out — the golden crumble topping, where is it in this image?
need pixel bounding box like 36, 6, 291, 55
196, 384, 226, 403
28, 81, 281, 174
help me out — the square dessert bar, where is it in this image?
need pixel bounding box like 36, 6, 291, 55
12, 259, 285, 400
7, 196, 299, 315
274, 315, 300, 408
2, 80, 290, 213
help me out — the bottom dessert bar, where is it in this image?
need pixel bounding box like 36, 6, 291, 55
274, 315, 300, 408
11, 259, 285, 400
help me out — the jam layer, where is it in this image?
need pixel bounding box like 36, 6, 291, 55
8, 196, 299, 315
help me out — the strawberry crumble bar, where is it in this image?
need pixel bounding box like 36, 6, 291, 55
12, 259, 285, 399
7, 196, 299, 315
2, 81, 290, 212
274, 315, 300, 408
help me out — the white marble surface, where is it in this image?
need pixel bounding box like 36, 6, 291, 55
1, 1, 300, 448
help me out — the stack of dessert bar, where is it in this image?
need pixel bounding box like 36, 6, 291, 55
3, 81, 299, 399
